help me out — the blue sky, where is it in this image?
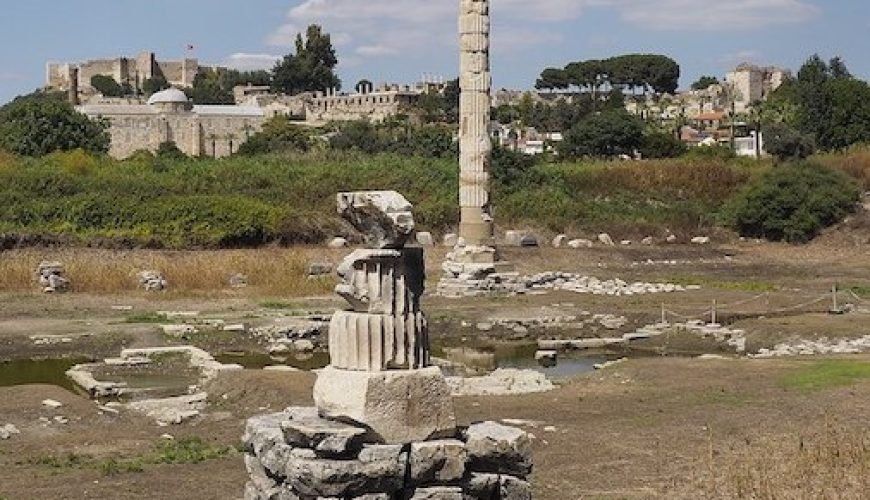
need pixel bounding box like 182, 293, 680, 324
1, 0, 868, 104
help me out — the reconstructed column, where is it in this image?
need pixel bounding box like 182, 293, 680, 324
458, 0, 494, 246
314, 191, 454, 444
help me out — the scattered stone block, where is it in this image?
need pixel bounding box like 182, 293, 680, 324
691, 236, 711, 245
0, 423, 20, 440
535, 350, 557, 368
666, 234, 678, 244
552, 234, 568, 248
465, 421, 533, 478
416, 232, 434, 247
41, 399, 63, 409
519, 234, 538, 247
442, 233, 458, 247
641, 236, 654, 245
568, 238, 593, 249
504, 230, 523, 247
229, 273, 249, 288
328, 237, 349, 249
308, 262, 333, 277
137, 270, 167, 291
161, 324, 198, 337
597, 233, 615, 246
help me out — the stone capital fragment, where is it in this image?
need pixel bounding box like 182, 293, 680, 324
337, 191, 415, 249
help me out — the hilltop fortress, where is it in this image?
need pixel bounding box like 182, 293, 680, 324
45, 52, 430, 159
46, 51, 219, 96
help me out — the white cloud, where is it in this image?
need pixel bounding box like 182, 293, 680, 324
0, 72, 25, 82
267, 0, 819, 65
222, 53, 281, 71
615, 0, 819, 31
719, 49, 762, 65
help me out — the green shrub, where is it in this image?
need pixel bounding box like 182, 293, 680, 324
727, 162, 860, 243
764, 123, 816, 161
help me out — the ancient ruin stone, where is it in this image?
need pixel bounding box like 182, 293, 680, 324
408, 486, 464, 499
37, 261, 70, 293
285, 452, 405, 497
409, 439, 467, 485
464, 421, 533, 477
568, 238, 593, 249
280, 407, 370, 458
328, 237, 349, 249
552, 234, 568, 248
313, 367, 456, 444
137, 270, 167, 291
416, 232, 434, 247
465, 473, 499, 498
229, 273, 249, 288
337, 191, 415, 249
499, 474, 533, 500
598, 233, 615, 246
442, 234, 458, 247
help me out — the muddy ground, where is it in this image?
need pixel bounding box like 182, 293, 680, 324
0, 240, 868, 499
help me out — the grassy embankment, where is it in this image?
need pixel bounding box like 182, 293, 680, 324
0, 148, 778, 249
2, 147, 868, 250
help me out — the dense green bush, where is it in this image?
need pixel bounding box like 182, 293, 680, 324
328, 120, 455, 158
764, 123, 816, 161
0, 148, 815, 249
727, 162, 860, 243
237, 116, 311, 156
0, 92, 110, 156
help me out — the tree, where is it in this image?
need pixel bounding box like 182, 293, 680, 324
763, 123, 815, 161
790, 55, 870, 151
553, 55, 680, 95
640, 129, 687, 159
691, 76, 719, 91
0, 92, 110, 156
557, 110, 644, 159
729, 162, 860, 243
142, 76, 169, 96
272, 24, 340, 95
535, 68, 569, 92
157, 141, 186, 159
90, 75, 126, 97
355, 79, 373, 93
237, 116, 311, 155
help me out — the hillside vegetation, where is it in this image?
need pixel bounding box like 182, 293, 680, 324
0, 148, 865, 249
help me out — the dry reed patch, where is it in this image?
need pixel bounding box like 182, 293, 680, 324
685, 422, 869, 499
0, 248, 344, 297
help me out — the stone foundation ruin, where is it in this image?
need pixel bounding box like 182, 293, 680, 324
243, 191, 533, 499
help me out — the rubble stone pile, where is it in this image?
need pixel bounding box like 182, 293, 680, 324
37, 261, 70, 293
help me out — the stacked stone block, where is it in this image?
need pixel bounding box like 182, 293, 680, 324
243, 409, 532, 500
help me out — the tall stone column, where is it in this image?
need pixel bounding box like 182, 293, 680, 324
458, 0, 493, 247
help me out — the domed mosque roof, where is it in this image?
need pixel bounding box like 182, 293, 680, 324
147, 87, 190, 105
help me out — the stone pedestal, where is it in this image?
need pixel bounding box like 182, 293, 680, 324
314, 366, 456, 444
244, 410, 532, 500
